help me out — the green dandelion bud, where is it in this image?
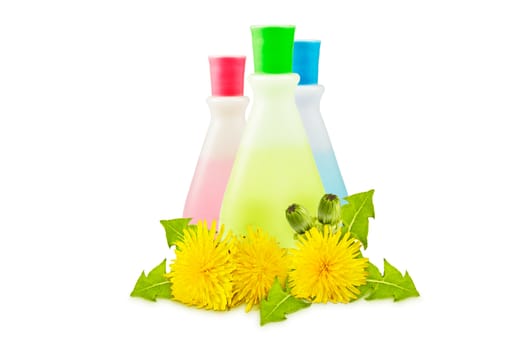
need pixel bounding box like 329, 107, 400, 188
286, 204, 314, 234
317, 194, 342, 226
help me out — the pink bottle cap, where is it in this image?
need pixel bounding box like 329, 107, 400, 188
209, 56, 246, 96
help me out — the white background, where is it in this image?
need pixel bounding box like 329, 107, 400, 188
1, 0, 522, 348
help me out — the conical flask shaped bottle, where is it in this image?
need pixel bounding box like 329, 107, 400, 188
183, 56, 248, 224
293, 41, 348, 200
220, 26, 324, 248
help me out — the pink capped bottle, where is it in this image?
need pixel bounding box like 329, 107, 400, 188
183, 56, 248, 224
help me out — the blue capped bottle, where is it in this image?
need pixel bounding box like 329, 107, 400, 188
293, 40, 348, 200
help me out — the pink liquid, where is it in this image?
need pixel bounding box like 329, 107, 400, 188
183, 157, 235, 225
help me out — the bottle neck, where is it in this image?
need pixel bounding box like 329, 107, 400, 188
295, 84, 324, 108
242, 73, 310, 148
206, 96, 249, 119
248, 73, 299, 102
201, 96, 247, 160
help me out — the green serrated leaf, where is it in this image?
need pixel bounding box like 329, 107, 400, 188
260, 279, 310, 326
341, 189, 375, 249
160, 218, 191, 248
130, 259, 171, 302
365, 259, 420, 301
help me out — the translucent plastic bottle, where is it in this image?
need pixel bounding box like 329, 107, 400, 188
293, 41, 348, 200
220, 26, 324, 248
183, 56, 248, 224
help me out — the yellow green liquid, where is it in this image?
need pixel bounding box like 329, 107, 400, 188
220, 145, 324, 248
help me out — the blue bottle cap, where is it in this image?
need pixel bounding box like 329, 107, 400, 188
293, 40, 321, 85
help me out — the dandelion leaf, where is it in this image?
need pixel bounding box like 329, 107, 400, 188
130, 259, 171, 301
341, 189, 375, 249
160, 218, 191, 248
365, 259, 420, 301
260, 279, 310, 326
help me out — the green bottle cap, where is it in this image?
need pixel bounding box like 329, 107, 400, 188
251, 25, 295, 74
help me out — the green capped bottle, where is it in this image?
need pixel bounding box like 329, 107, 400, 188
219, 26, 324, 248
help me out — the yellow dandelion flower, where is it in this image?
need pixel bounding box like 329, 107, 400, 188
289, 226, 368, 303
231, 227, 289, 311
166, 221, 233, 311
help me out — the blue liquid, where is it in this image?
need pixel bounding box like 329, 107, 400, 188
313, 150, 348, 201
